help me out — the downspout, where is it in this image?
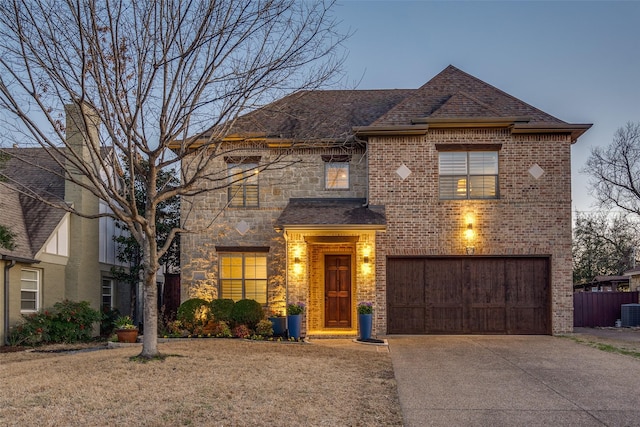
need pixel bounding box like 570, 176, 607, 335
359, 137, 369, 207
4, 258, 16, 345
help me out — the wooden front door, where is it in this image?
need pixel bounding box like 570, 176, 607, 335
325, 255, 351, 328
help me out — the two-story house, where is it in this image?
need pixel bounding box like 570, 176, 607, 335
0, 104, 131, 345
180, 65, 591, 336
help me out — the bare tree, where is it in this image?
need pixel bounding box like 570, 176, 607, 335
572, 211, 639, 284
586, 122, 640, 216
0, 0, 346, 358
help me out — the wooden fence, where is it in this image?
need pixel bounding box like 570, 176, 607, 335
574, 291, 639, 327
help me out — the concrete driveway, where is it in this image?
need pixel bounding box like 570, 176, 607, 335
388, 335, 640, 426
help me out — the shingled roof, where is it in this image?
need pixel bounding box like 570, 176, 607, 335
276, 198, 386, 229
196, 65, 590, 144
0, 147, 68, 260
202, 89, 413, 142
372, 65, 565, 126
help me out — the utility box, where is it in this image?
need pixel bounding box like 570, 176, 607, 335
621, 304, 640, 327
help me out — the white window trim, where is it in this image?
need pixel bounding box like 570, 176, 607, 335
20, 268, 40, 313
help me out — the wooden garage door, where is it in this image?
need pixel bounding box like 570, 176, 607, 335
387, 257, 550, 334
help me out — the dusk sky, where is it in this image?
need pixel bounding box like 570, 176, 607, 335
332, 0, 640, 216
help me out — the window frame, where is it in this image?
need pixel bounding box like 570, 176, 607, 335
227, 162, 260, 208
102, 278, 115, 311
218, 252, 268, 305
438, 150, 499, 200
20, 268, 40, 313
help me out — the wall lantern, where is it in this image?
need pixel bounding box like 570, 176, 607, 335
363, 256, 370, 264
294, 257, 300, 264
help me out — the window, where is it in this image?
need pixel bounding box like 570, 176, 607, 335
439, 151, 498, 199
21, 269, 40, 312
102, 278, 115, 311
44, 215, 69, 256
325, 162, 349, 189
227, 163, 259, 207
219, 253, 267, 304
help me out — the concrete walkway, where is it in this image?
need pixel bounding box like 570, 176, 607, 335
388, 335, 640, 426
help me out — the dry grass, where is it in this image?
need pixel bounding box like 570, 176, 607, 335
0, 339, 402, 426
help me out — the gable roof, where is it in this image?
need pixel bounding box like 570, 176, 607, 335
0, 147, 68, 260
373, 65, 563, 126
182, 65, 591, 147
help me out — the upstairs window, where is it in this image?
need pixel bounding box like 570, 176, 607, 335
322, 155, 351, 190
226, 157, 260, 207
439, 151, 498, 199
219, 252, 268, 305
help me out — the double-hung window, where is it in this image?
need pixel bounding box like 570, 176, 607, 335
227, 158, 259, 207
439, 151, 499, 199
219, 252, 268, 304
20, 269, 40, 313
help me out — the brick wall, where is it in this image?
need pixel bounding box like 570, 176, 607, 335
369, 129, 574, 334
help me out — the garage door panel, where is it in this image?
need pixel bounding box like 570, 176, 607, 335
388, 306, 425, 334
429, 307, 464, 333
469, 307, 506, 333
387, 257, 550, 335
387, 258, 425, 307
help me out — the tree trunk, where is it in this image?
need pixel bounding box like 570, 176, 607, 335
140, 268, 159, 358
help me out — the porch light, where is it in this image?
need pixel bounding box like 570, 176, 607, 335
363, 256, 369, 264
294, 257, 300, 264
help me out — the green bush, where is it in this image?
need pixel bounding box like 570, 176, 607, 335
176, 298, 211, 331
8, 300, 101, 346
230, 299, 264, 329
100, 307, 121, 336
210, 298, 235, 322
255, 319, 274, 337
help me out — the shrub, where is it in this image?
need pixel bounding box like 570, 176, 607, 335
230, 299, 264, 329
255, 319, 274, 337
210, 298, 235, 322
213, 320, 232, 338
177, 298, 211, 332
100, 307, 121, 336
8, 300, 101, 346
232, 324, 251, 338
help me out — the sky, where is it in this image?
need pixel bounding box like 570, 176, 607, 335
331, 0, 640, 216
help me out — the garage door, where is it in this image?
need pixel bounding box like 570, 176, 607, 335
387, 257, 550, 334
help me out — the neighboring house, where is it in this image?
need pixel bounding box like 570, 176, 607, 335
574, 275, 630, 292
0, 105, 130, 345
624, 267, 640, 292
180, 65, 592, 336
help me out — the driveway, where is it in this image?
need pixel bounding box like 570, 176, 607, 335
388, 335, 640, 426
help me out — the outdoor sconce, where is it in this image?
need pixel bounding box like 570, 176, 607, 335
465, 223, 475, 255
363, 256, 370, 264
294, 257, 300, 264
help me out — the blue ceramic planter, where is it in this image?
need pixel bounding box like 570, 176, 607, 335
358, 314, 373, 340
287, 314, 302, 340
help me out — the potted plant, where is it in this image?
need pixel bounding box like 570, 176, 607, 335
357, 302, 373, 341
268, 310, 287, 337
286, 302, 305, 340
114, 315, 139, 343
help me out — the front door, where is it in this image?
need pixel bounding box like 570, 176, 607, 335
325, 255, 351, 328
